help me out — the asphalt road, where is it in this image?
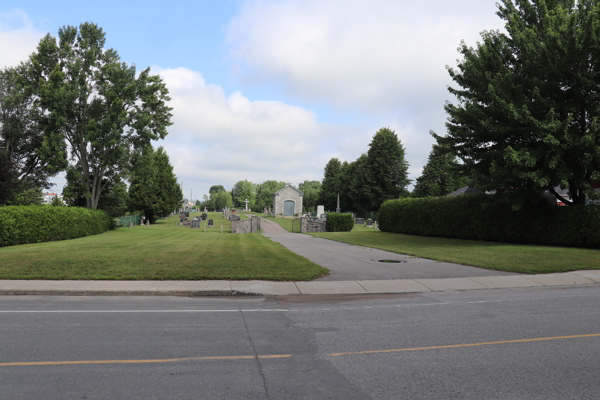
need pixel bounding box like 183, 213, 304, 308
1, 286, 599, 399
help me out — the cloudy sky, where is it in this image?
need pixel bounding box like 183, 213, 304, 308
0, 0, 505, 200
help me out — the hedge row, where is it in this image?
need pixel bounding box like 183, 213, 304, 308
326, 213, 354, 232
0, 206, 114, 247
378, 194, 600, 248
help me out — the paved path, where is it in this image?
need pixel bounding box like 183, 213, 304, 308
258, 216, 289, 233
262, 231, 516, 281
0, 270, 598, 296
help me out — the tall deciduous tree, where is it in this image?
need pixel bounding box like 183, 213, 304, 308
298, 180, 321, 212
24, 23, 172, 209
232, 180, 255, 208
440, 0, 600, 205
128, 146, 182, 223
413, 140, 468, 198
0, 67, 66, 204
364, 128, 410, 209
255, 180, 285, 211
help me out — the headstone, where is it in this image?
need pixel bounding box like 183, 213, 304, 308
191, 219, 200, 228
146, 221, 150, 226
264, 207, 268, 214
183, 220, 192, 227
180, 217, 188, 223
367, 218, 373, 227
336, 193, 341, 214
208, 219, 214, 227
316, 205, 325, 218
244, 198, 249, 211
204, 207, 208, 213
355, 218, 364, 225
201, 213, 208, 220
129, 222, 133, 228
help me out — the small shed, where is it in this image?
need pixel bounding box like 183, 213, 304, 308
273, 183, 303, 217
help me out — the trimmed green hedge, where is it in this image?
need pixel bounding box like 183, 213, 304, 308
326, 213, 354, 232
378, 194, 600, 248
0, 206, 114, 247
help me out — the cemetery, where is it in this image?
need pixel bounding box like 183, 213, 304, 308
0, 211, 328, 281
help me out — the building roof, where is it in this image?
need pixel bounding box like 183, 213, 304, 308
446, 186, 483, 196
273, 183, 304, 197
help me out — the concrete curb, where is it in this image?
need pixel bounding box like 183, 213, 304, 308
0, 270, 598, 297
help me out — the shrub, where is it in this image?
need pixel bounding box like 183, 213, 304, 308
326, 213, 354, 232
378, 194, 600, 248
0, 206, 113, 247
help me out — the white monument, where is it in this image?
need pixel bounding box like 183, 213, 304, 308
316, 205, 325, 219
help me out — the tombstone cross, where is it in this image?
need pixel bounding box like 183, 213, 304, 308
244, 198, 249, 211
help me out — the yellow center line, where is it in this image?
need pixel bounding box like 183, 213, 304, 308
0, 354, 292, 367
328, 333, 600, 357
3, 333, 599, 366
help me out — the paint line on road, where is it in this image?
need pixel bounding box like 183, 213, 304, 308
328, 333, 600, 357
0, 309, 289, 313
0, 354, 292, 367
0, 292, 597, 314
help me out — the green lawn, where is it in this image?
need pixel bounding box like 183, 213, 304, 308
310, 231, 600, 274
0, 213, 328, 280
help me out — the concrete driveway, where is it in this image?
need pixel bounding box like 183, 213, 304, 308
259, 218, 515, 281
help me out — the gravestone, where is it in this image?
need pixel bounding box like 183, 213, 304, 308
355, 218, 364, 225
180, 217, 188, 223
208, 219, 214, 227
146, 221, 150, 226
191, 219, 200, 228
201, 213, 207, 220
367, 218, 372, 227
183, 220, 192, 227
316, 205, 325, 219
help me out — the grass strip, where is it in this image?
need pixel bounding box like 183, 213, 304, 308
309, 231, 600, 274
0, 213, 328, 281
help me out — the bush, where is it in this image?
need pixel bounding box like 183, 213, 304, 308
326, 213, 354, 232
0, 206, 113, 247
378, 194, 600, 248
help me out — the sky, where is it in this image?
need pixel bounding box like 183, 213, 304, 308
0, 0, 506, 201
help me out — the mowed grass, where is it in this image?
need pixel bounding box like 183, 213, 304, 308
0, 213, 328, 280
310, 231, 600, 274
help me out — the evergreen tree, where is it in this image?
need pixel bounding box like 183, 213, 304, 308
364, 128, 410, 210
440, 0, 600, 205
319, 158, 342, 210
128, 147, 182, 223
413, 141, 467, 197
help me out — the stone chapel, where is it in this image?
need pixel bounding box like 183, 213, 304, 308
272, 183, 303, 216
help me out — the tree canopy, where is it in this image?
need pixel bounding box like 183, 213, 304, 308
23, 22, 172, 209
317, 128, 410, 214
439, 0, 600, 205
298, 180, 321, 212
0, 67, 65, 204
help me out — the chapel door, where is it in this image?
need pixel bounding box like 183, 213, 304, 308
284, 200, 295, 216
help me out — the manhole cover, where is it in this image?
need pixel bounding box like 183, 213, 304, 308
371, 259, 407, 263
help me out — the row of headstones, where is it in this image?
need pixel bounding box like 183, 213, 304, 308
354, 218, 373, 227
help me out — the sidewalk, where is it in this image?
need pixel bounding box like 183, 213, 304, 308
0, 270, 598, 296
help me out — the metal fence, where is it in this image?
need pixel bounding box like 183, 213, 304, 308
292, 218, 302, 233
117, 215, 142, 227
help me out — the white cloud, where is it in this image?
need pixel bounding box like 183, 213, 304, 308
155, 66, 367, 197
0, 10, 44, 69
226, 0, 504, 115
223, 0, 508, 188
